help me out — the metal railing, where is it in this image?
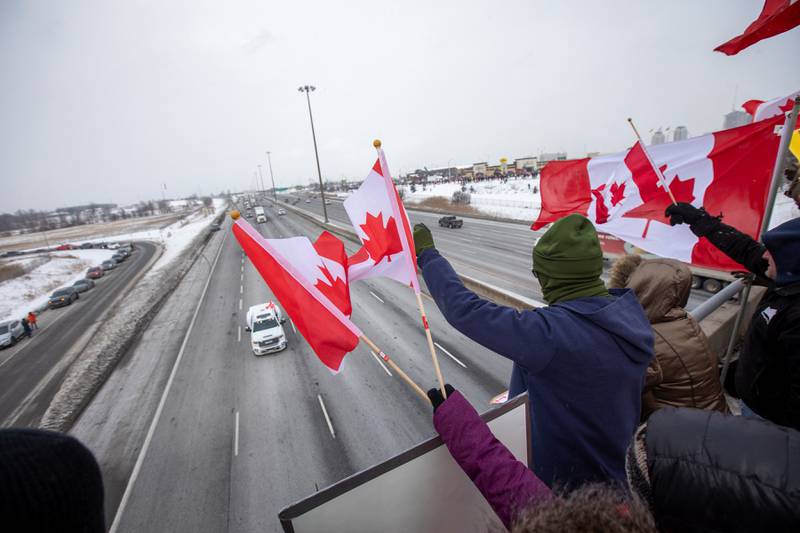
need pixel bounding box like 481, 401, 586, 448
688, 278, 744, 322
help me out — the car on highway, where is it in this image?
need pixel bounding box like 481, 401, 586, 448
0, 320, 25, 348
72, 278, 95, 293
324, 199, 332, 205
86, 266, 104, 279
305, 199, 311, 203
438, 215, 464, 229
48, 287, 79, 308
112, 253, 127, 263
245, 302, 287, 355
101, 259, 118, 271
277, 209, 286, 216
209, 223, 221, 232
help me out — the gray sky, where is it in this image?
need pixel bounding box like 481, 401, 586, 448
1, 0, 799, 213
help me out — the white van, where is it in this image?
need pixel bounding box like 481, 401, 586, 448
245, 302, 287, 355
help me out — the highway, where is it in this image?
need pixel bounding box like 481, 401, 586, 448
111, 207, 513, 533
279, 194, 710, 309
0, 241, 158, 428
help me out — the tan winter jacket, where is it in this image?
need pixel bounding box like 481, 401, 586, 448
609, 255, 729, 420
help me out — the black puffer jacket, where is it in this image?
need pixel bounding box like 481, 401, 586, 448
627, 407, 800, 532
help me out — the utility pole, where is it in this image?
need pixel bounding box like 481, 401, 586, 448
298, 84, 328, 223
265, 151, 277, 201
257, 165, 266, 198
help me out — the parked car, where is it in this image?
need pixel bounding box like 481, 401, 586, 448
48, 287, 79, 308
72, 279, 95, 293
107, 242, 121, 250
55, 244, 75, 251
0, 320, 25, 348
438, 215, 464, 229
101, 259, 118, 271
112, 253, 126, 263
80, 242, 94, 249
117, 248, 131, 257
86, 267, 104, 279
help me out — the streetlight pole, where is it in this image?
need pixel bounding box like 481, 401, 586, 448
298, 84, 328, 223
265, 151, 277, 201
257, 165, 266, 198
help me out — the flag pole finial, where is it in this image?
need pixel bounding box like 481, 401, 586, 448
373, 139, 382, 149
230, 210, 241, 220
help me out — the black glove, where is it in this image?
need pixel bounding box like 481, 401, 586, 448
427, 384, 455, 412
413, 223, 435, 257
664, 202, 706, 226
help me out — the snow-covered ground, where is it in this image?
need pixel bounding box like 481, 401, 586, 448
0, 249, 116, 322
0, 199, 227, 323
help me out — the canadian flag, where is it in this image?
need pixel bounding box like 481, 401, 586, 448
532, 115, 785, 271
343, 152, 420, 292
742, 89, 800, 122
714, 0, 800, 55
232, 218, 360, 372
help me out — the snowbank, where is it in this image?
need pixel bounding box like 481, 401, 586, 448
0, 249, 116, 322
40, 200, 228, 432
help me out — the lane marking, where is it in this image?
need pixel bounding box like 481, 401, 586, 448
239, 298, 242, 310
435, 342, 467, 369
369, 290, 384, 304
370, 350, 392, 376
109, 229, 228, 533
317, 394, 336, 439
290, 320, 296, 334
240, 272, 243, 281
240, 284, 243, 294
234, 411, 240, 457
237, 326, 241, 343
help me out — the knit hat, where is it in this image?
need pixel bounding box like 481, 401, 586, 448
0, 429, 105, 532
762, 217, 800, 287
533, 214, 608, 303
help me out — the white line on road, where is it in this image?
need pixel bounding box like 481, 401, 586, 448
370, 350, 392, 376
109, 228, 228, 533
435, 342, 467, 368
234, 411, 240, 457
290, 320, 296, 334
317, 394, 336, 439
237, 326, 241, 343
240, 284, 243, 294
369, 290, 384, 304
239, 298, 242, 310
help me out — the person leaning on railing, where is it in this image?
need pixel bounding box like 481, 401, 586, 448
665, 201, 800, 430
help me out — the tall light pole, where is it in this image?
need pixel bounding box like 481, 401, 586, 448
257, 164, 266, 197
298, 84, 328, 222
265, 151, 277, 201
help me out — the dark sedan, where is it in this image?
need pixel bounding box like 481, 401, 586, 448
48, 287, 79, 308
101, 259, 118, 271
72, 279, 95, 293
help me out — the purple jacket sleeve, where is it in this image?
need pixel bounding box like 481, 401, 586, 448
433, 391, 552, 529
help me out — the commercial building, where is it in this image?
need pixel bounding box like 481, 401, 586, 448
673, 126, 689, 141
723, 110, 752, 129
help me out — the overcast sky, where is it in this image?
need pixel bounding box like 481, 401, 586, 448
1, 0, 798, 213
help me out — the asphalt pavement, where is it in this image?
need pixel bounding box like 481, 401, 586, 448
111, 207, 512, 533
0, 241, 158, 428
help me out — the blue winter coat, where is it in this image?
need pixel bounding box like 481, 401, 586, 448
419, 249, 654, 488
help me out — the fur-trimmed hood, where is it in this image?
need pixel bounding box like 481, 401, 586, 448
608, 255, 692, 323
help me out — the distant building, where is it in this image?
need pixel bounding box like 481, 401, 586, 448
673, 126, 689, 141
651, 130, 666, 145
514, 157, 538, 172
538, 152, 567, 169
724, 110, 752, 129
472, 162, 488, 178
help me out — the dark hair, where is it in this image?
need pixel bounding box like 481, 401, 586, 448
512, 484, 656, 533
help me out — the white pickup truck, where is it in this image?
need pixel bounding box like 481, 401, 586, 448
245, 302, 287, 355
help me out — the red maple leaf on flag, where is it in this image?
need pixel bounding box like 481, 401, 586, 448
610, 182, 626, 206
314, 264, 351, 317
591, 185, 610, 224
359, 211, 403, 264
623, 175, 696, 238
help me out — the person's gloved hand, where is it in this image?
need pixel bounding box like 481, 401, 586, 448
665, 202, 706, 226
413, 223, 435, 257
427, 384, 455, 412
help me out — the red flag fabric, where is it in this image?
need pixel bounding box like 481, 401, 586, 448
714, 0, 800, 55
532, 115, 784, 271
343, 152, 420, 293
312, 231, 352, 317
742, 89, 800, 121
232, 218, 360, 372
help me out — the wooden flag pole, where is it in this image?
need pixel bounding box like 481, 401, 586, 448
627, 117, 678, 205
373, 139, 448, 399
415, 292, 447, 398
360, 334, 431, 405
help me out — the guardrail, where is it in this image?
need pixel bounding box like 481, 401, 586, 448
689, 278, 744, 322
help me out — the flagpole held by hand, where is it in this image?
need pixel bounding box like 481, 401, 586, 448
374, 139, 448, 399
360, 334, 432, 405
627, 118, 678, 205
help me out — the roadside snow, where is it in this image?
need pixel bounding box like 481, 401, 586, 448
0, 249, 116, 322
